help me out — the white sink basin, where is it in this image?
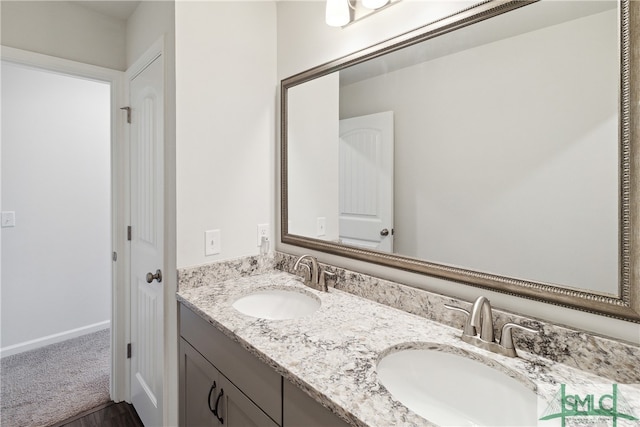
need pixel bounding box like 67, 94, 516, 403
377, 347, 538, 426
232, 289, 321, 320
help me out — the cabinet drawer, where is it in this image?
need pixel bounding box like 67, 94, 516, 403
180, 304, 282, 425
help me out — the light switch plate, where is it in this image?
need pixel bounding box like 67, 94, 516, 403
1, 211, 15, 228
205, 229, 221, 255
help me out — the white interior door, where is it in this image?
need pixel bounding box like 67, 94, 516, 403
129, 52, 164, 427
339, 112, 394, 252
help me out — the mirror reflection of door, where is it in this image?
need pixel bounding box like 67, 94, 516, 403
339, 111, 394, 252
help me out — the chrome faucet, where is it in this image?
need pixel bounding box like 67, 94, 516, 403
293, 254, 335, 292
294, 254, 319, 286
469, 296, 495, 342
445, 296, 538, 358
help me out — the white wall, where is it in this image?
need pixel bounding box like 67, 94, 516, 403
126, 1, 175, 69
288, 73, 340, 241
175, 1, 277, 268
1, 62, 111, 353
276, 1, 639, 343
340, 10, 618, 293
0, 1, 127, 70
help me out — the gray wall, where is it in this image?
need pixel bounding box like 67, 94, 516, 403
340, 10, 618, 293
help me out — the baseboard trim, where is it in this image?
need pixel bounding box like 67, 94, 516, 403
0, 320, 111, 358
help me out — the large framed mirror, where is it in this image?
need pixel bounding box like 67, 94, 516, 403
281, 0, 640, 321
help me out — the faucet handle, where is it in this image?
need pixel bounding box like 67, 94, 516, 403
499, 323, 539, 350
444, 304, 477, 336
319, 269, 336, 289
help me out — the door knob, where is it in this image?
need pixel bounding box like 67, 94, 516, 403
146, 269, 162, 283
380, 228, 390, 236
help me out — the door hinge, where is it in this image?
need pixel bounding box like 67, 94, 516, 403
112, 251, 117, 262
127, 226, 132, 241
127, 343, 132, 359
120, 106, 131, 124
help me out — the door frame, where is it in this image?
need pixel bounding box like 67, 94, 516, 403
0, 46, 128, 401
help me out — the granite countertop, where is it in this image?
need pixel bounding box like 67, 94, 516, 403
177, 270, 640, 427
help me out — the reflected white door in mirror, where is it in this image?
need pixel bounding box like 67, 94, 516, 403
339, 112, 394, 252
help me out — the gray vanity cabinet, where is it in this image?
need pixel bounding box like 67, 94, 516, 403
283, 380, 351, 427
179, 338, 220, 427
179, 305, 281, 427
179, 303, 351, 427
179, 338, 278, 427
218, 375, 279, 427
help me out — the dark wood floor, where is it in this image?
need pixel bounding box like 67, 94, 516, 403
51, 401, 144, 427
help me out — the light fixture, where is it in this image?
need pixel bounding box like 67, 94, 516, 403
362, 0, 389, 9
326, 0, 397, 28
325, 0, 351, 27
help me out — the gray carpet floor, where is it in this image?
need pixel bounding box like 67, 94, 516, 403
1, 329, 111, 427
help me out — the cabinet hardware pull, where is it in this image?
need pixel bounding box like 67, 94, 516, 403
214, 389, 224, 423
207, 381, 217, 413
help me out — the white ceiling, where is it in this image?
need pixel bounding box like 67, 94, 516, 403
74, 1, 141, 21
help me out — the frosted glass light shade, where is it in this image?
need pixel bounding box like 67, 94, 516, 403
362, 0, 389, 9
326, 0, 350, 27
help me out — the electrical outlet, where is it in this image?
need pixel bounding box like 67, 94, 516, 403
1, 211, 15, 228
317, 217, 326, 236
205, 229, 221, 256
257, 223, 269, 246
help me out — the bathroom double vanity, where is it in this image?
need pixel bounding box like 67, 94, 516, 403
177, 254, 640, 427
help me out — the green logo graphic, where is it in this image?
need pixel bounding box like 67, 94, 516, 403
540, 384, 639, 427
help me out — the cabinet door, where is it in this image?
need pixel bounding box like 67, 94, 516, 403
179, 338, 221, 427
283, 379, 351, 427
217, 375, 279, 427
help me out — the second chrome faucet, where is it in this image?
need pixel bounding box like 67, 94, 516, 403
445, 296, 538, 358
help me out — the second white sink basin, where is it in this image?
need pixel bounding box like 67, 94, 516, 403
377, 346, 538, 426
232, 289, 321, 320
